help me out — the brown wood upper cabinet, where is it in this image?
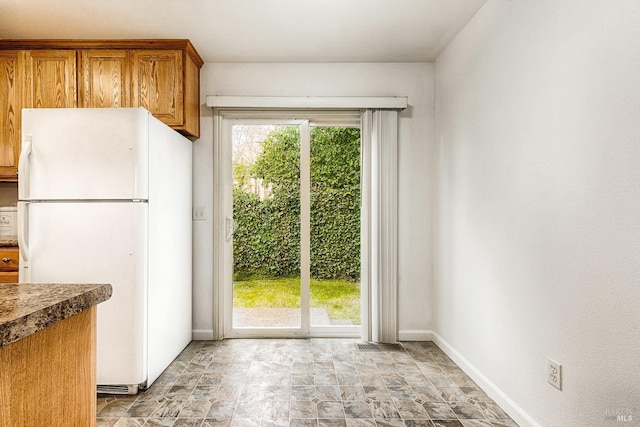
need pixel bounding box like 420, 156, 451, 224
132, 50, 183, 128
0, 40, 202, 182
79, 49, 130, 108
24, 50, 78, 109
0, 51, 24, 181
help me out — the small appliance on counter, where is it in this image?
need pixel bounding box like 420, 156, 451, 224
0, 206, 17, 240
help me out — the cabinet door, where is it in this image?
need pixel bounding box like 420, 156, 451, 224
24, 50, 77, 108
0, 248, 19, 272
0, 51, 24, 181
0, 271, 19, 283
80, 50, 130, 108
131, 50, 183, 127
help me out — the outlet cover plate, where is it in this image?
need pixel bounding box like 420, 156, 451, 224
547, 358, 562, 390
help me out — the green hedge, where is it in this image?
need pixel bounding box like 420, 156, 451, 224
233, 126, 361, 281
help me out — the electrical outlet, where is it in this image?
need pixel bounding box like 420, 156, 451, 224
547, 358, 562, 390
192, 206, 206, 221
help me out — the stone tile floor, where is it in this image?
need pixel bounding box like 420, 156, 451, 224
97, 339, 519, 427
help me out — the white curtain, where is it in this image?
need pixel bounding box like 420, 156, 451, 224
361, 109, 398, 343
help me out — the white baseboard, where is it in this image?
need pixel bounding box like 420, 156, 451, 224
398, 329, 434, 341
192, 329, 215, 341
430, 331, 541, 427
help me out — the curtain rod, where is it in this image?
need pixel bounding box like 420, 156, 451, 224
205, 96, 408, 110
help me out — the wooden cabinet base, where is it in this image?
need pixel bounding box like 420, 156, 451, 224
0, 307, 97, 427
0, 272, 19, 283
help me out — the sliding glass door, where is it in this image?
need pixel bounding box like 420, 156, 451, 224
222, 113, 361, 338
309, 127, 361, 333
230, 122, 305, 333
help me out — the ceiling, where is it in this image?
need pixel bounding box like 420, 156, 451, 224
0, 0, 487, 63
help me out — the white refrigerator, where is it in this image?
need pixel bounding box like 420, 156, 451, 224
18, 108, 192, 394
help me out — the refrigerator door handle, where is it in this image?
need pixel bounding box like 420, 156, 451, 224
18, 135, 33, 200
17, 202, 30, 280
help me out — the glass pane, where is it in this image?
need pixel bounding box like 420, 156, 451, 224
232, 125, 301, 328
310, 127, 361, 327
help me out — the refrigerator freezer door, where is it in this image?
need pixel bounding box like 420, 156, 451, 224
20, 108, 149, 201
21, 201, 149, 387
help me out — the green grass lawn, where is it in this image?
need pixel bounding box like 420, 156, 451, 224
233, 277, 360, 324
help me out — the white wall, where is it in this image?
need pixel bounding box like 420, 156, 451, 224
434, 1, 640, 426
193, 63, 434, 339
0, 184, 18, 207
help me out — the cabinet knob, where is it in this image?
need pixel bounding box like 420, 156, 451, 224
2, 258, 10, 263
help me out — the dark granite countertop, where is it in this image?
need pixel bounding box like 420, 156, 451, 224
0, 240, 18, 247
0, 283, 112, 347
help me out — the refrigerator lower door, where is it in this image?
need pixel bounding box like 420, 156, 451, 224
21, 201, 148, 389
